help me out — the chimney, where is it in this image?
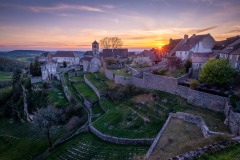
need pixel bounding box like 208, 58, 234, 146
192, 34, 196, 38
184, 34, 188, 43
169, 38, 173, 44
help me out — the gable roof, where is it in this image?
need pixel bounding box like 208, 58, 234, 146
161, 39, 182, 54
177, 34, 210, 51
100, 49, 129, 58
213, 36, 239, 50
52, 51, 76, 58
84, 51, 93, 56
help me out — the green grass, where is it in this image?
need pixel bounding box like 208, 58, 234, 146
93, 90, 229, 139
86, 72, 109, 93
47, 85, 69, 107
0, 119, 65, 160
74, 82, 98, 102
45, 133, 149, 160
0, 71, 12, 81
199, 144, 240, 160
110, 69, 131, 77
70, 76, 84, 82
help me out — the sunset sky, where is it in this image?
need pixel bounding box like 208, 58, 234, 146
0, 0, 240, 51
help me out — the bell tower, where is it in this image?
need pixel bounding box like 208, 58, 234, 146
92, 40, 99, 55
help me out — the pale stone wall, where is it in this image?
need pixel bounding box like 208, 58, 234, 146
224, 102, 240, 136
89, 125, 154, 145
84, 74, 101, 99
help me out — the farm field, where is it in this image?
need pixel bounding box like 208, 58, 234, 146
0, 71, 12, 81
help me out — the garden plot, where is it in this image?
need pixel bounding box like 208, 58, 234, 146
74, 82, 98, 102
45, 133, 148, 160
150, 117, 232, 160
86, 72, 110, 94
93, 90, 229, 139
47, 85, 69, 107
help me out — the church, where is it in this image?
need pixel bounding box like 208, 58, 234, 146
80, 41, 102, 73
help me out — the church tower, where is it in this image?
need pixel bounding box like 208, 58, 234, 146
92, 40, 99, 55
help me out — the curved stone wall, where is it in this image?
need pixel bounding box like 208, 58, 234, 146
89, 125, 154, 145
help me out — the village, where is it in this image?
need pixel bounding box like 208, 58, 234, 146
0, 32, 239, 159
1, 0, 240, 159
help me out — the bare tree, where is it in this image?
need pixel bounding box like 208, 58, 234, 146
33, 105, 59, 148
100, 37, 123, 49
100, 37, 112, 49
111, 37, 123, 49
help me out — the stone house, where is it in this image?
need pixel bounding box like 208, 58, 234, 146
41, 60, 58, 80
214, 36, 240, 70
175, 34, 216, 60
51, 51, 79, 66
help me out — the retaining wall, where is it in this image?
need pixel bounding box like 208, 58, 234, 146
84, 74, 101, 99
104, 69, 114, 80
89, 125, 154, 145
224, 102, 240, 135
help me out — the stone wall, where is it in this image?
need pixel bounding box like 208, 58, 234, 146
176, 85, 227, 112
145, 114, 172, 158
114, 75, 133, 85
30, 77, 42, 83
143, 73, 178, 94
89, 125, 154, 145
224, 102, 240, 136
104, 69, 114, 80
125, 64, 139, 76
84, 74, 101, 99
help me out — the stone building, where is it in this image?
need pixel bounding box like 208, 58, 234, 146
41, 60, 58, 80
214, 36, 240, 70
175, 34, 216, 60
51, 51, 79, 66
81, 41, 102, 73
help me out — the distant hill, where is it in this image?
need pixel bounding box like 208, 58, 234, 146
0, 50, 45, 62
0, 57, 26, 72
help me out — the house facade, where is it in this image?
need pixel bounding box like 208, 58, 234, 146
175, 34, 216, 60
41, 60, 58, 80
215, 36, 240, 70
51, 51, 79, 66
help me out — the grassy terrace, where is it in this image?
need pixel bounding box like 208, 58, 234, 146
70, 76, 84, 82
0, 71, 12, 81
93, 91, 229, 139
199, 144, 240, 160
74, 83, 98, 102
45, 133, 148, 160
47, 85, 69, 107
85, 72, 109, 93
109, 69, 131, 77
0, 119, 65, 160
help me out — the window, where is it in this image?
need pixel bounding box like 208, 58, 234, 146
230, 55, 232, 60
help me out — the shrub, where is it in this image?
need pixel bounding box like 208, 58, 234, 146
184, 59, 192, 73
199, 59, 236, 86
190, 79, 200, 90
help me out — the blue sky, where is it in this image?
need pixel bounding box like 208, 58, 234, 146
0, 0, 240, 50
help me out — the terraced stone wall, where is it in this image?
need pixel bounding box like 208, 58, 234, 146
224, 102, 240, 136
89, 125, 154, 145
84, 74, 101, 99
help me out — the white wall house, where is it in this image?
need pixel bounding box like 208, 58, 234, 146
175, 34, 216, 60
41, 61, 58, 80
52, 51, 79, 66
